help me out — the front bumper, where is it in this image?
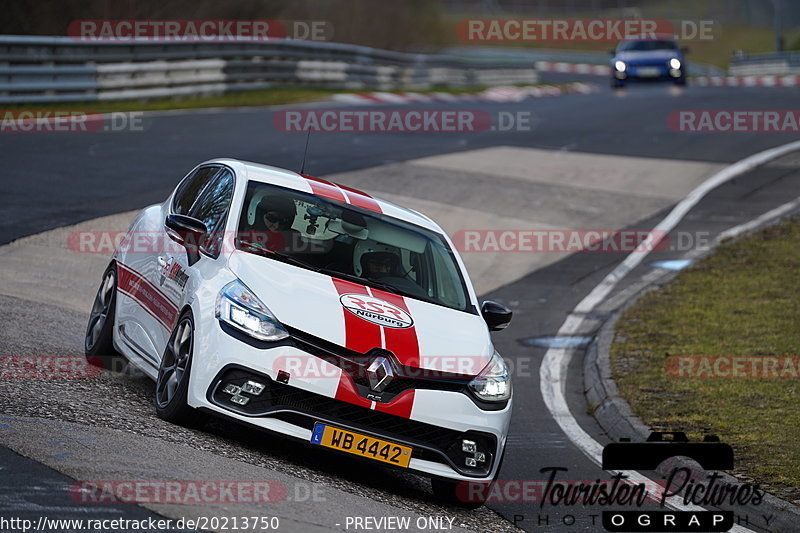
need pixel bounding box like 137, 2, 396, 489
187, 317, 512, 482
613, 64, 683, 81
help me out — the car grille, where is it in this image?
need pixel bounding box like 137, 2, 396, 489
285, 325, 472, 402
209, 365, 496, 477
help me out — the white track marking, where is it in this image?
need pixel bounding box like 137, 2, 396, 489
540, 139, 800, 533
717, 196, 800, 241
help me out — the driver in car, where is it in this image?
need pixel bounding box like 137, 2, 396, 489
362, 251, 401, 279
244, 195, 301, 252
260, 196, 296, 232
359, 250, 428, 298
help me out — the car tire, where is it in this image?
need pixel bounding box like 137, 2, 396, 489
155, 310, 206, 427
84, 263, 125, 371
675, 77, 687, 86
611, 79, 625, 89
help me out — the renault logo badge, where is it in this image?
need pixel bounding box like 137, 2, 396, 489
366, 356, 393, 392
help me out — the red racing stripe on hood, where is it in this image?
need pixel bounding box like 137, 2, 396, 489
333, 373, 372, 409
375, 389, 414, 418
334, 373, 415, 419
331, 279, 382, 354
370, 288, 420, 368
331, 279, 419, 418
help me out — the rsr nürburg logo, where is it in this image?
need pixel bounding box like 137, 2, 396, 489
339, 294, 413, 329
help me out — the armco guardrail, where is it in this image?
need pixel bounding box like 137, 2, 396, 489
729, 51, 800, 76
444, 46, 726, 77
0, 35, 538, 104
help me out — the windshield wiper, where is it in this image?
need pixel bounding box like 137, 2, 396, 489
238, 240, 320, 271
317, 268, 405, 296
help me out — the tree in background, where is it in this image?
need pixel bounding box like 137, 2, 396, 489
0, 0, 449, 50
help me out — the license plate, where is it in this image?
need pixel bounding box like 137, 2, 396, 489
310, 422, 412, 468
637, 67, 661, 77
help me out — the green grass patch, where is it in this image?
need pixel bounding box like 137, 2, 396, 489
0, 85, 496, 114
0, 87, 345, 114
611, 216, 800, 500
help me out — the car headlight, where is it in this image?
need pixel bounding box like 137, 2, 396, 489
215, 280, 288, 341
614, 60, 627, 72
468, 351, 512, 402
669, 58, 681, 70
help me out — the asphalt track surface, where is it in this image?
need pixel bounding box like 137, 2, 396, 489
2, 79, 800, 532
0, 446, 194, 532
4, 81, 799, 245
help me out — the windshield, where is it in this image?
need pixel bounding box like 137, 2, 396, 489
619, 40, 678, 52
235, 180, 473, 313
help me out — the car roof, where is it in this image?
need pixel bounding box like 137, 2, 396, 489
203, 158, 441, 232
621, 34, 678, 43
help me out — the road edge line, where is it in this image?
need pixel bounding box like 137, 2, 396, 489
585, 195, 800, 533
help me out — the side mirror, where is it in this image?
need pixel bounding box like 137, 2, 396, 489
165, 214, 207, 266
681, 46, 690, 54
481, 300, 513, 331
609, 49, 617, 55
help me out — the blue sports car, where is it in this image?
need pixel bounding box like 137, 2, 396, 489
610, 37, 687, 88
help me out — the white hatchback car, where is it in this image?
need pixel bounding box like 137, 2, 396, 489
85, 159, 513, 506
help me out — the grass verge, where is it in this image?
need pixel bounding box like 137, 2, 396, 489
0, 85, 501, 114
610, 216, 800, 501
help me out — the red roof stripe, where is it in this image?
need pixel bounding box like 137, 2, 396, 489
301, 174, 348, 204
337, 184, 383, 213
300, 173, 382, 213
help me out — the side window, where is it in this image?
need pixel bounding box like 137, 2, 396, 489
172, 166, 220, 215
190, 169, 235, 257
